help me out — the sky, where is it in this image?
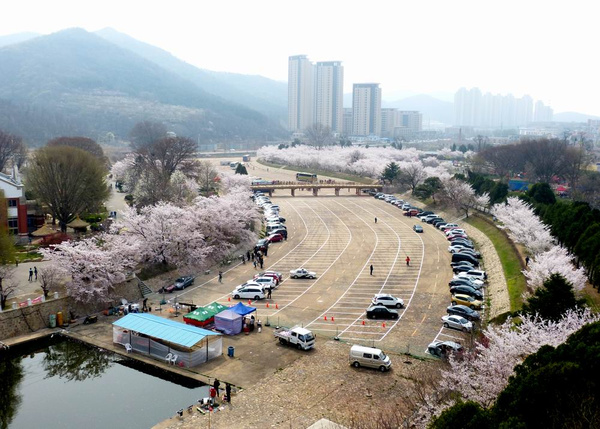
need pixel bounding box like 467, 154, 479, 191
2, 0, 598, 115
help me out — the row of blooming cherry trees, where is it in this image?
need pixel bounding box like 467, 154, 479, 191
491, 197, 586, 292
42, 173, 258, 303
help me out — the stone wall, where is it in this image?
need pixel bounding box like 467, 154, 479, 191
0, 296, 70, 340
0, 276, 143, 341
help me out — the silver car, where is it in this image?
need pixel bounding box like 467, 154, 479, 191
441, 315, 473, 332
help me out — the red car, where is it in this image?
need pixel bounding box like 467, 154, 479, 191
403, 209, 420, 216
253, 271, 281, 285
267, 233, 284, 243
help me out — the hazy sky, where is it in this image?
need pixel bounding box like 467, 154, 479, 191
2, 0, 598, 115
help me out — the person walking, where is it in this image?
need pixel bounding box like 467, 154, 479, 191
406, 256, 410, 267
264, 246, 268, 257
374, 217, 378, 223
246, 250, 251, 261
267, 287, 272, 299
213, 378, 221, 396
525, 256, 530, 266
28, 268, 33, 282
225, 383, 232, 403
370, 264, 373, 276
253, 260, 257, 269
259, 259, 264, 269
34, 266, 38, 281
218, 271, 223, 283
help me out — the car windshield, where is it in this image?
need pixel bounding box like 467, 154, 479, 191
378, 352, 387, 360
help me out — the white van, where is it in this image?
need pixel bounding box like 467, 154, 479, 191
349, 345, 392, 372
231, 285, 265, 300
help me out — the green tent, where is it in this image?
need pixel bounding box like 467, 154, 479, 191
183, 302, 229, 327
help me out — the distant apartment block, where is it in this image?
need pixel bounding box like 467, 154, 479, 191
381, 109, 422, 138
454, 87, 540, 128
288, 55, 314, 132
0, 169, 27, 236
342, 108, 353, 136
288, 56, 344, 133
533, 101, 554, 122
352, 83, 381, 136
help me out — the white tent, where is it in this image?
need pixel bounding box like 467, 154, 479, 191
214, 309, 243, 335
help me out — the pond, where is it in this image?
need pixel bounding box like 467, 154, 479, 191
1, 336, 209, 429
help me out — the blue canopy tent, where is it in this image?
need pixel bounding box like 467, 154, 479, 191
214, 309, 243, 335
230, 302, 256, 316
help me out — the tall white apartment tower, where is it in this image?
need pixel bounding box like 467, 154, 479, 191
352, 83, 382, 136
288, 55, 314, 132
314, 61, 344, 133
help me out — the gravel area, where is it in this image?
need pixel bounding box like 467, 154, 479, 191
154, 340, 437, 429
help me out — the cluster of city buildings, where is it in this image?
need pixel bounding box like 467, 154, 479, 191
288, 55, 422, 141
454, 87, 553, 128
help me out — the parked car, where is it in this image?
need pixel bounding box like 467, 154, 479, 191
270, 228, 288, 239
449, 278, 484, 289
447, 233, 468, 241
290, 268, 316, 279
253, 276, 277, 290
451, 253, 479, 267
267, 233, 285, 243
455, 272, 486, 284
459, 269, 487, 281
448, 244, 472, 253
159, 282, 177, 294
254, 270, 283, 284
173, 276, 194, 290
404, 209, 420, 216
455, 248, 481, 259
349, 345, 392, 372
427, 340, 463, 358
231, 285, 265, 300
432, 218, 446, 227
427, 217, 444, 225
446, 304, 481, 321
441, 315, 473, 332
453, 264, 477, 274
450, 285, 484, 300
440, 223, 459, 231
417, 211, 434, 218
451, 293, 483, 309
366, 305, 399, 319
255, 239, 269, 252
449, 239, 474, 248
371, 293, 404, 308
413, 224, 423, 233
445, 228, 466, 236
421, 214, 438, 222
451, 260, 476, 269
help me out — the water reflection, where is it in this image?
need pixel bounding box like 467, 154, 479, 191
42, 340, 113, 382
0, 356, 24, 429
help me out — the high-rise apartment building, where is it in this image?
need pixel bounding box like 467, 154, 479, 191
288, 56, 344, 133
288, 55, 314, 132
381, 109, 422, 138
352, 83, 381, 136
533, 101, 554, 122
454, 88, 542, 128
342, 108, 353, 136
314, 61, 344, 133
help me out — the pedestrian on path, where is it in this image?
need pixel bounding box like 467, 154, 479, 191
259, 259, 264, 269
374, 217, 378, 223
242, 255, 246, 264
218, 271, 223, 283
246, 250, 251, 261
525, 256, 530, 266
253, 260, 257, 269
267, 287, 272, 299
225, 383, 232, 403
370, 264, 373, 276
213, 378, 221, 396
406, 256, 410, 266
34, 266, 38, 281
28, 268, 33, 282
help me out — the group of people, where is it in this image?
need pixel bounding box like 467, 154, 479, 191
242, 315, 262, 333
210, 378, 233, 405
28, 266, 38, 282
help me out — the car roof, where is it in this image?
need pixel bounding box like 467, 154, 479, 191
374, 293, 393, 298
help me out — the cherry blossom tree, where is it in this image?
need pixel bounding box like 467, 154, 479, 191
524, 245, 587, 292
397, 161, 427, 193
491, 197, 554, 254
424, 309, 600, 423
0, 265, 17, 309
439, 177, 489, 217
41, 235, 137, 303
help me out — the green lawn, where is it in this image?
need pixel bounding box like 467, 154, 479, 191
466, 215, 527, 312
256, 160, 376, 184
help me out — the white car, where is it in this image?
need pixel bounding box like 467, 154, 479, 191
441, 315, 473, 332
422, 214, 438, 222
455, 273, 485, 286
231, 284, 265, 300
289, 268, 316, 279
253, 276, 277, 289
441, 223, 459, 231
371, 293, 404, 309
448, 244, 473, 253
445, 229, 466, 236
462, 269, 488, 282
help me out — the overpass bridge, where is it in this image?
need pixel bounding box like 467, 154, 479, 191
250, 181, 383, 197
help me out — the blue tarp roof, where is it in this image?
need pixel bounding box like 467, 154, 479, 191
230, 302, 256, 316
113, 313, 220, 348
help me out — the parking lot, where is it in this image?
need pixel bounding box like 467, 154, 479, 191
165, 165, 475, 356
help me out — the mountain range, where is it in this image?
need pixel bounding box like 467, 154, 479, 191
0, 28, 287, 145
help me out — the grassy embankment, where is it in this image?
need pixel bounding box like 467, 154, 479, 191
256, 159, 376, 185
465, 215, 527, 313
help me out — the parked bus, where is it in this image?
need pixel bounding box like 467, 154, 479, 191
242, 154, 251, 162
296, 172, 318, 183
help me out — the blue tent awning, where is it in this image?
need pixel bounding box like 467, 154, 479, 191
230, 302, 256, 316
113, 313, 219, 348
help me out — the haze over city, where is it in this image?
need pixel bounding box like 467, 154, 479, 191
2, 0, 598, 116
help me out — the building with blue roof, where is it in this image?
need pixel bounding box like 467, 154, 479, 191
112, 313, 222, 367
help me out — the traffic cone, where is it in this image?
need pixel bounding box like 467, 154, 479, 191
248, 300, 252, 305
382, 322, 386, 328
266, 302, 269, 308
331, 316, 335, 322
227, 296, 231, 302
362, 320, 365, 325
324, 315, 327, 321
275, 303, 279, 309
